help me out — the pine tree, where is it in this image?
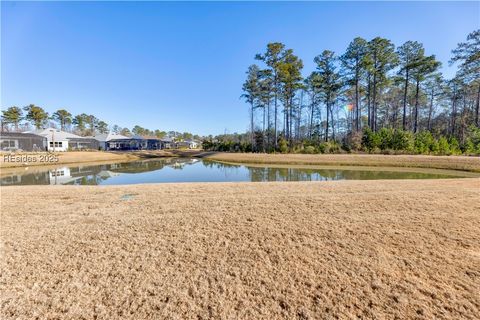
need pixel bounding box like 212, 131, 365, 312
397, 41, 424, 130
1, 106, 23, 131
242, 65, 261, 149
278, 49, 303, 145
340, 37, 368, 131
23, 104, 49, 129
314, 50, 342, 141
411, 55, 441, 132
255, 43, 287, 148
367, 37, 398, 132
51, 109, 72, 131
450, 29, 480, 126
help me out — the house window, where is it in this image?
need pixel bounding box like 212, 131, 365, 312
1, 140, 17, 149
51, 170, 65, 177
49, 142, 63, 147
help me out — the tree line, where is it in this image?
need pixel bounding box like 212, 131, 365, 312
0, 105, 200, 140
235, 30, 479, 154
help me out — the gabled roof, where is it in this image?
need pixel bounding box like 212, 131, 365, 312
94, 132, 129, 142
26, 128, 83, 140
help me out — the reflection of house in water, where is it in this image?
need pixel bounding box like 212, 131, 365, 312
104, 158, 200, 173
1, 168, 70, 186
1, 169, 51, 186
97, 170, 121, 179
167, 158, 199, 169
1, 158, 204, 186
1, 174, 23, 185
49, 167, 79, 185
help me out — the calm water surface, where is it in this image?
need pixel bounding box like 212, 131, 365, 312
0, 158, 472, 186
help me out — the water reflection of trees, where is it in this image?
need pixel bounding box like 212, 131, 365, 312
1, 158, 460, 186
245, 167, 453, 182
207, 162, 456, 182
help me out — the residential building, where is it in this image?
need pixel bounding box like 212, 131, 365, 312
94, 132, 129, 150
0, 131, 47, 152
26, 128, 99, 151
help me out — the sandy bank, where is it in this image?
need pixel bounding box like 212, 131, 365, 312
0, 151, 141, 168
202, 153, 480, 173
0, 150, 204, 169
1, 179, 479, 319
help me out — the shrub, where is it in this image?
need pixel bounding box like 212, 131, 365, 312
278, 138, 288, 154
377, 128, 394, 151
414, 131, 435, 154
317, 141, 340, 154
303, 145, 316, 154
361, 127, 380, 152
463, 139, 477, 155
343, 131, 362, 152
317, 142, 326, 154
391, 130, 414, 151
430, 139, 440, 154
327, 141, 341, 153
341, 140, 351, 153
448, 137, 461, 155
464, 125, 480, 155
437, 137, 450, 155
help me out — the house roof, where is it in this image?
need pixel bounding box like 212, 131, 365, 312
160, 137, 174, 142
141, 135, 163, 140
94, 132, 129, 142
26, 128, 84, 140
0, 131, 46, 139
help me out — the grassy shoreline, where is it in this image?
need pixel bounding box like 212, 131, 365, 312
0, 150, 200, 169
1, 179, 479, 318
209, 160, 480, 178
1, 151, 479, 173
202, 153, 480, 173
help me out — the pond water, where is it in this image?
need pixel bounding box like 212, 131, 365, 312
1, 158, 474, 186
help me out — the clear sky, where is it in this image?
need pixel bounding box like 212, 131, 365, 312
2, 1, 479, 135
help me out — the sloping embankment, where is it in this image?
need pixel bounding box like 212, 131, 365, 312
201, 153, 480, 172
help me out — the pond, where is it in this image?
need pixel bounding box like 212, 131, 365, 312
1, 158, 475, 186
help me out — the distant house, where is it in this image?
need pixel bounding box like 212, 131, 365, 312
0, 131, 47, 152
177, 139, 199, 149
26, 128, 99, 151
186, 140, 199, 149
160, 137, 174, 149
138, 135, 163, 150
97, 133, 171, 151
94, 132, 129, 150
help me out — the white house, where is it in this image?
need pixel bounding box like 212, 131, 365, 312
184, 140, 199, 149
26, 128, 98, 151
49, 167, 75, 185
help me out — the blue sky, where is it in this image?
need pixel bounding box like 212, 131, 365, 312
2, 1, 479, 135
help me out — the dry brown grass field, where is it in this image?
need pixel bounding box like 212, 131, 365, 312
1, 179, 479, 319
